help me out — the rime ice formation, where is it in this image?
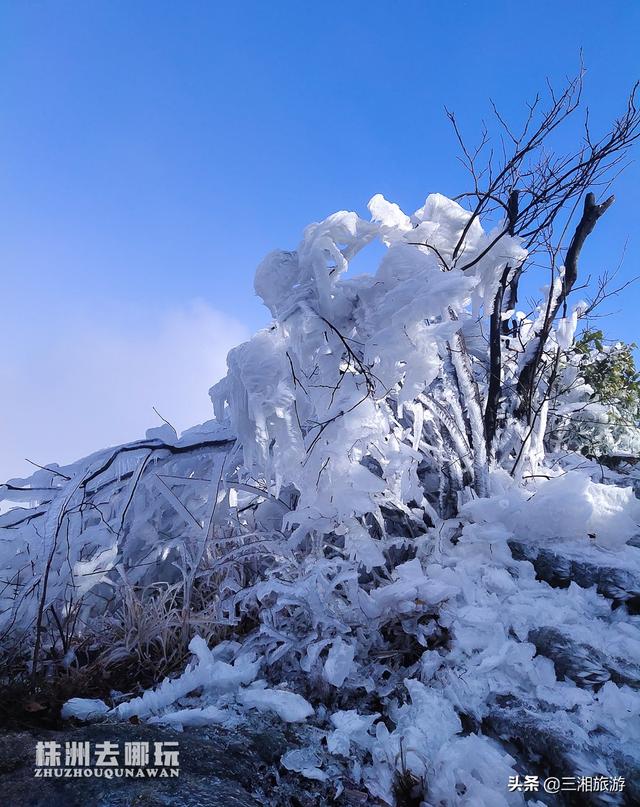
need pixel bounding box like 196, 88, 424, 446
2, 194, 639, 805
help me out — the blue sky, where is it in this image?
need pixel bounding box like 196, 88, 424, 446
1, 1, 639, 479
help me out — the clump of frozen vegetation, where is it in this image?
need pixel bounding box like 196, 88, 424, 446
2, 78, 640, 805
559, 329, 640, 459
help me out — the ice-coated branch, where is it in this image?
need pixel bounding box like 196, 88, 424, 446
516, 192, 614, 421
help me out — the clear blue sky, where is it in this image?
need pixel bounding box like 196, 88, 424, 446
1, 1, 639, 479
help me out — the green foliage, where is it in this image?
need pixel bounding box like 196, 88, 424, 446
575, 329, 640, 423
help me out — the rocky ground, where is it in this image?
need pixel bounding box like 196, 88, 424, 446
0, 719, 375, 807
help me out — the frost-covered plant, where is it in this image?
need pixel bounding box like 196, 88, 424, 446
546, 329, 640, 458
577, 330, 640, 416
0, 187, 615, 678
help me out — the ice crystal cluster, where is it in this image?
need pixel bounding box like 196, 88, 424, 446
2, 194, 640, 805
